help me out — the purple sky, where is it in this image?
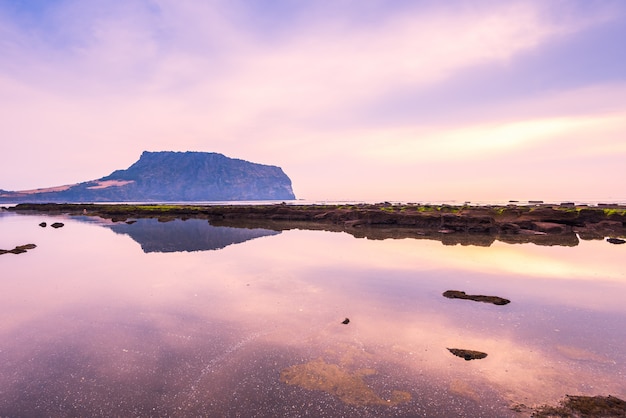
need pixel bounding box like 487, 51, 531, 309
1, 0, 625, 202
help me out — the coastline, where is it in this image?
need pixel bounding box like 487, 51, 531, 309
7, 202, 626, 247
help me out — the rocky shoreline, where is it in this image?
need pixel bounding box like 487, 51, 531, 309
7, 202, 626, 247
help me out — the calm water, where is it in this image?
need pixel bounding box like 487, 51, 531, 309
1, 212, 625, 417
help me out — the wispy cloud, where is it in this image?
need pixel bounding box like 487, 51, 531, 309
1, 0, 624, 201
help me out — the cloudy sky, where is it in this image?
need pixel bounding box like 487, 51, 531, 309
1, 0, 625, 202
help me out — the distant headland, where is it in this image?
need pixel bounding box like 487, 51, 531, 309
0, 151, 295, 203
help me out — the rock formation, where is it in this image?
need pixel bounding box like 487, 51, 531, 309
0, 151, 295, 202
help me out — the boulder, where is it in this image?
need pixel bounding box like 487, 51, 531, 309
447, 348, 488, 361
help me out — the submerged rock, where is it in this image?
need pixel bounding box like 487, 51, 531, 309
607, 237, 626, 244
39, 222, 47, 227
443, 290, 510, 306
532, 395, 626, 417
280, 358, 411, 406
51, 222, 64, 228
447, 348, 488, 361
449, 379, 480, 401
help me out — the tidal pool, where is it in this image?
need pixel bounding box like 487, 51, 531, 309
1, 212, 624, 417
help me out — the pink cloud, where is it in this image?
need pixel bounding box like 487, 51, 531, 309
0, 1, 624, 202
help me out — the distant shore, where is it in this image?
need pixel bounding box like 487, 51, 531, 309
6, 202, 626, 247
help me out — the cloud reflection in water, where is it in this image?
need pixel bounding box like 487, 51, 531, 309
0, 213, 624, 416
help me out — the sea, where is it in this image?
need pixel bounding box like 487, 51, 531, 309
0, 205, 625, 416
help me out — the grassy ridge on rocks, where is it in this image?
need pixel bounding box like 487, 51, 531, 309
8, 202, 626, 247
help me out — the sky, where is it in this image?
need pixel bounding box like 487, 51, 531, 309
1, 0, 625, 202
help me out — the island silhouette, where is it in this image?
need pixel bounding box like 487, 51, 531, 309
0, 151, 295, 203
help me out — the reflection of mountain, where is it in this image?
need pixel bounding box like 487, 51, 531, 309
107, 218, 279, 253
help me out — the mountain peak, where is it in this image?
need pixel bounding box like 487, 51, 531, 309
1, 151, 295, 203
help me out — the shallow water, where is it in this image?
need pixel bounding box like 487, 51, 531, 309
1, 212, 625, 417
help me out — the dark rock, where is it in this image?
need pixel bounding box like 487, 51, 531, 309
443, 290, 510, 305
440, 214, 496, 233
498, 232, 580, 247
575, 221, 624, 240
577, 208, 613, 224
440, 233, 496, 247
607, 237, 626, 244
499, 223, 521, 234
531, 222, 569, 234
17, 244, 36, 250
0, 244, 37, 255
532, 395, 626, 417
51, 222, 64, 228
341, 318, 350, 325
39, 222, 47, 227
447, 348, 487, 361
518, 208, 580, 225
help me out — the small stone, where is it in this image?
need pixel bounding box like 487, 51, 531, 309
607, 237, 625, 244
341, 318, 350, 325
39, 222, 47, 227
51, 222, 64, 228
